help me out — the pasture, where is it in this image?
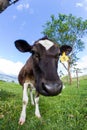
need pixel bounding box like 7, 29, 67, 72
0, 76, 87, 130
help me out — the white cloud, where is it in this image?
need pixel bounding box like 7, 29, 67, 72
76, 3, 83, 7
76, 0, 87, 10
71, 56, 87, 77
76, 55, 87, 69
17, 3, 30, 11
0, 58, 24, 76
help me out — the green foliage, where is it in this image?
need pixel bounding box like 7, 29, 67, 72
42, 14, 87, 64
0, 78, 87, 130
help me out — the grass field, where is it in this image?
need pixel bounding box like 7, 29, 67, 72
0, 76, 87, 130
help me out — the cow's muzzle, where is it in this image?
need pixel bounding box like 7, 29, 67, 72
38, 82, 63, 96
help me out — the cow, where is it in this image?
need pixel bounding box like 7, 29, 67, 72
14, 36, 72, 125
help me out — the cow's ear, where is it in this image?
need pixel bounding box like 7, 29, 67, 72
14, 40, 32, 53
60, 45, 72, 55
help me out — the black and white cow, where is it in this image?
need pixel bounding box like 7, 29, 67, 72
14, 36, 72, 125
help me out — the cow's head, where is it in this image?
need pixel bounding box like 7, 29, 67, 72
15, 37, 72, 96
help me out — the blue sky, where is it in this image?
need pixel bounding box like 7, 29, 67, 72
0, 0, 87, 76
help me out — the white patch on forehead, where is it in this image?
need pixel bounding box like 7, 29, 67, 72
39, 39, 54, 50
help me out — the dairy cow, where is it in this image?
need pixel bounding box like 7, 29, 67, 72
14, 36, 72, 125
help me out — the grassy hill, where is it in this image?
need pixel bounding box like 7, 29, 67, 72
0, 76, 87, 130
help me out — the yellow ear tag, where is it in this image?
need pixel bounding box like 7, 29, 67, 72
60, 52, 69, 62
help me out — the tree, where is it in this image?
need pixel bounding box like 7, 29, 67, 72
0, 0, 19, 13
42, 14, 87, 84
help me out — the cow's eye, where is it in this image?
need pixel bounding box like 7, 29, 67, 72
33, 52, 40, 61
35, 53, 39, 58
32, 51, 39, 58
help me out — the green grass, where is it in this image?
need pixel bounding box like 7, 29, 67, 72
0, 76, 87, 130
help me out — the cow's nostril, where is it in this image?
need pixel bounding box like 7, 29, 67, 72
42, 82, 49, 93
41, 82, 63, 96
